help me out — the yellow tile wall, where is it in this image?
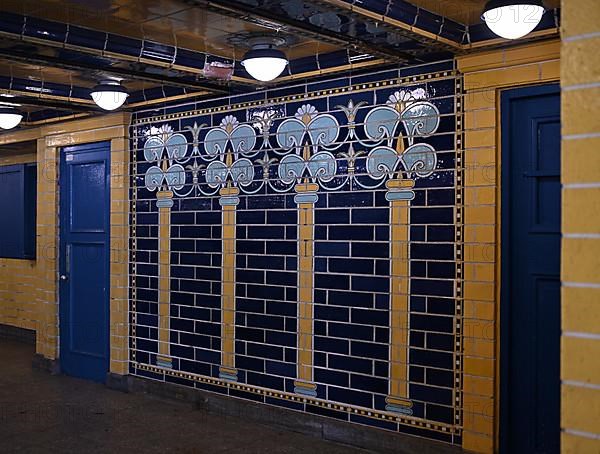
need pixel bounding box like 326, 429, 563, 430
0, 114, 131, 370
456, 39, 560, 453
0, 147, 39, 333
561, 0, 600, 452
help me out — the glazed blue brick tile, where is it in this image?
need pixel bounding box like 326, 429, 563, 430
328, 225, 374, 241
314, 241, 349, 257
247, 342, 284, 361
328, 386, 373, 408
410, 349, 454, 370
314, 368, 350, 387
350, 374, 388, 394
329, 322, 374, 341
351, 308, 388, 326
314, 208, 350, 224
315, 336, 349, 355
352, 276, 389, 293
265, 330, 296, 347
411, 384, 453, 406
427, 297, 456, 315
329, 257, 373, 274
412, 243, 455, 260
315, 273, 350, 290
412, 261, 427, 277
411, 278, 454, 297
314, 320, 327, 336
246, 371, 285, 390
426, 333, 455, 352
426, 368, 454, 388
410, 330, 425, 348
411, 314, 454, 334
265, 300, 296, 317
428, 262, 456, 278
350, 341, 388, 361
315, 304, 349, 322
425, 404, 454, 425
351, 242, 388, 258
328, 290, 374, 308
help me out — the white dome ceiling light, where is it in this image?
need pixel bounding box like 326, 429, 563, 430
90, 80, 129, 111
241, 37, 289, 82
482, 0, 545, 40
0, 106, 23, 130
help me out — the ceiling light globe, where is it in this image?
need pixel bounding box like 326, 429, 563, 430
0, 108, 23, 129
90, 82, 129, 111
482, 1, 545, 40
242, 48, 288, 82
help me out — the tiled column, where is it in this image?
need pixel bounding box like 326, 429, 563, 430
457, 40, 560, 453
385, 178, 414, 415
156, 190, 173, 368
561, 2, 600, 452
109, 136, 130, 375
219, 186, 240, 381
294, 182, 318, 397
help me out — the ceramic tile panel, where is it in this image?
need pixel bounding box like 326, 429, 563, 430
129, 63, 464, 445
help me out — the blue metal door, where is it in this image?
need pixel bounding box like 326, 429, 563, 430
59, 141, 111, 382
500, 84, 560, 453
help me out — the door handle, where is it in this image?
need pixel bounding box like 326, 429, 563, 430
60, 275, 69, 281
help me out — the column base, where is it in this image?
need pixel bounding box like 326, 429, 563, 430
156, 355, 172, 368
294, 380, 317, 397
385, 396, 413, 415
219, 366, 238, 381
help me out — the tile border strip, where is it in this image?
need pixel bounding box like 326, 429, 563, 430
133, 361, 459, 434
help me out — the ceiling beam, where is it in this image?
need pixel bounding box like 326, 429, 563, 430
191, 0, 419, 62
0, 47, 230, 94
5, 95, 96, 113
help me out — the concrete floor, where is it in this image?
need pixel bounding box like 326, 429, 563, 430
0, 340, 373, 453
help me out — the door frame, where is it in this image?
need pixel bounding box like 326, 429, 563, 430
499, 83, 561, 451
59, 140, 111, 381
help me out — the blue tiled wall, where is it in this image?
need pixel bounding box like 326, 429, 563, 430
129, 61, 463, 445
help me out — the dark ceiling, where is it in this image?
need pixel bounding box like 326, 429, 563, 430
0, 0, 560, 126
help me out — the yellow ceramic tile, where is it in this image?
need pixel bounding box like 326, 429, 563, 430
562, 88, 600, 136
562, 137, 600, 183
563, 188, 600, 234
463, 90, 496, 111
562, 287, 600, 334
462, 431, 494, 454
562, 238, 600, 283
464, 356, 495, 379
562, 384, 600, 435
561, 432, 600, 454
464, 64, 540, 89
561, 0, 600, 38
561, 336, 600, 384
463, 392, 495, 417
464, 129, 496, 149
503, 40, 560, 66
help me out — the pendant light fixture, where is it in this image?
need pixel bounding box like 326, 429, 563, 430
0, 106, 23, 130
90, 80, 129, 111
241, 37, 288, 82
482, 0, 545, 40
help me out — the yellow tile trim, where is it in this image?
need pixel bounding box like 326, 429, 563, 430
135, 362, 458, 434
220, 187, 240, 374
296, 185, 316, 386
387, 179, 414, 406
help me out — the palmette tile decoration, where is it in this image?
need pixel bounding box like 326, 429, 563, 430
130, 65, 464, 445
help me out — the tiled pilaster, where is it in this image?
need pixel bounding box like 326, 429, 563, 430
560, 1, 600, 452
457, 40, 560, 453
